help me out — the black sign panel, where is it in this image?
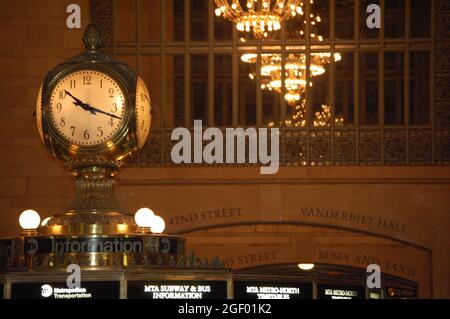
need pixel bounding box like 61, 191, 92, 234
23, 237, 144, 255
159, 237, 179, 254
11, 281, 120, 299
0, 239, 15, 257
21, 237, 181, 255
318, 284, 365, 299
24, 237, 53, 254
0, 283, 3, 299
128, 281, 228, 299
234, 281, 313, 299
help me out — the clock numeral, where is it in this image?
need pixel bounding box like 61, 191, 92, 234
59, 90, 66, 99
141, 120, 145, 129
70, 80, 76, 89
108, 117, 114, 127
140, 104, 144, 112
111, 103, 118, 113
97, 127, 104, 137
100, 79, 103, 88
56, 103, 63, 113
83, 75, 92, 85
83, 130, 90, 140
109, 88, 115, 98
60, 117, 66, 127
141, 93, 149, 103
70, 126, 76, 136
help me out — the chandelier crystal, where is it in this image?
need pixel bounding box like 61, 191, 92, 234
242, 52, 341, 104
215, 0, 309, 39
270, 100, 344, 128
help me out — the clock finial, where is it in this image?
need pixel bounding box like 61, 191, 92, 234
83, 23, 103, 51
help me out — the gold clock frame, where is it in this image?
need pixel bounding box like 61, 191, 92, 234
41, 64, 137, 162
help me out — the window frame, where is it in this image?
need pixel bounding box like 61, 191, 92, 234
108, 0, 436, 166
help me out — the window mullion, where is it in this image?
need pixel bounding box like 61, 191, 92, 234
256, 42, 262, 127
184, 0, 191, 127
232, 25, 238, 127
330, 0, 336, 165
208, 0, 214, 126
380, 0, 385, 165
355, 0, 360, 164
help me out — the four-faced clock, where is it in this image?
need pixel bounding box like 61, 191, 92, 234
49, 70, 125, 146
34, 24, 153, 236
36, 23, 153, 166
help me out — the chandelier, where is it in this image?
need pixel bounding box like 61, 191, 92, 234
242, 52, 342, 104
214, 0, 307, 39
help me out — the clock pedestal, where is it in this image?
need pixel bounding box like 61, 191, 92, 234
41, 159, 136, 236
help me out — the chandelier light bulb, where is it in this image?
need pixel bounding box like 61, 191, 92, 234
150, 215, 166, 234
135, 207, 155, 228
233, 2, 344, 127
242, 51, 341, 106
19, 210, 41, 230
214, 0, 305, 39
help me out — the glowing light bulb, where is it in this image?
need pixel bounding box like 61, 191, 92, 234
298, 263, 315, 271
135, 208, 155, 228
19, 210, 41, 230
150, 215, 166, 234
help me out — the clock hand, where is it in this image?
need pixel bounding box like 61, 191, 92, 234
65, 90, 84, 106
65, 90, 92, 112
83, 104, 123, 120
65, 90, 122, 120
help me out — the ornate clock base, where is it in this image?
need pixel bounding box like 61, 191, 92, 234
0, 233, 226, 271
41, 159, 136, 236
0, 234, 188, 270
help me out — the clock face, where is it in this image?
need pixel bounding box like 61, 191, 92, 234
135, 76, 152, 149
36, 84, 44, 143
49, 70, 125, 146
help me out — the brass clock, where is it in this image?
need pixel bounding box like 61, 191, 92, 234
37, 25, 151, 164
35, 24, 152, 236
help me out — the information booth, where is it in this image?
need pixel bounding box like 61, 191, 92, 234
0, 264, 416, 299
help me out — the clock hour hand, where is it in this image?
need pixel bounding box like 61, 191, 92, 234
65, 90, 92, 112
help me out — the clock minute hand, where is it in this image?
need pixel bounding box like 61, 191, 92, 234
64, 90, 122, 120
65, 90, 84, 105
84, 104, 123, 120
